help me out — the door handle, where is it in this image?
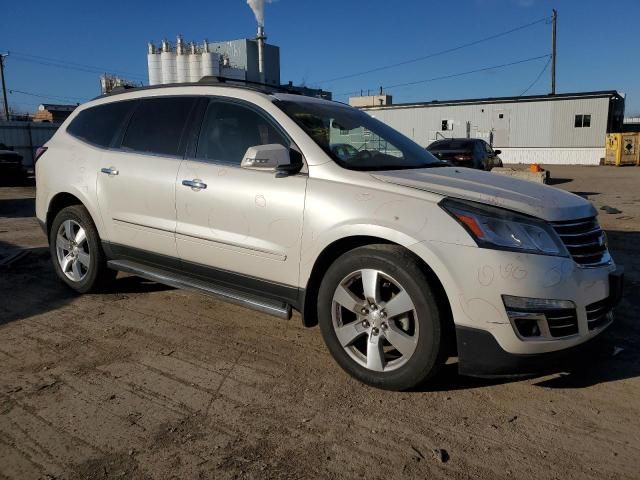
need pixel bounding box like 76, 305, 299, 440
182, 179, 207, 190
100, 167, 119, 176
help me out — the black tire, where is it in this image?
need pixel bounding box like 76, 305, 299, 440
318, 244, 447, 391
49, 205, 116, 293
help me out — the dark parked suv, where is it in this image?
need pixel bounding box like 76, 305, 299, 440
0, 143, 24, 178
427, 138, 503, 170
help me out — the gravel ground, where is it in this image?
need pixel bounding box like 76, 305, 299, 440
0, 165, 639, 480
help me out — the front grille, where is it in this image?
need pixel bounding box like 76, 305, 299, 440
544, 309, 579, 337
586, 298, 613, 331
551, 217, 610, 267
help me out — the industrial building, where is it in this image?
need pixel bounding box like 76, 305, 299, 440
147, 29, 279, 87
357, 90, 626, 165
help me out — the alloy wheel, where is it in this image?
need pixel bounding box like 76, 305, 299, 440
331, 269, 420, 372
55, 219, 91, 282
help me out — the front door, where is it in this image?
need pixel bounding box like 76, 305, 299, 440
96, 96, 197, 259
175, 99, 307, 289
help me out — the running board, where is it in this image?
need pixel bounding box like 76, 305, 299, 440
107, 259, 292, 319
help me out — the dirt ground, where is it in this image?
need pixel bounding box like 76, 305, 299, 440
0, 165, 639, 480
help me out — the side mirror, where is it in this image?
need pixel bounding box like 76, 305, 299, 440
241, 144, 303, 177
493, 149, 502, 155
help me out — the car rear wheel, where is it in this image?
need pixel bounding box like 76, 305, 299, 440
318, 245, 447, 390
49, 205, 116, 293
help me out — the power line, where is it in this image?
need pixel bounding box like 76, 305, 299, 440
317, 15, 551, 85
10, 89, 86, 104
519, 55, 552, 96
6, 51, 147, 80
339, 54, 551, 97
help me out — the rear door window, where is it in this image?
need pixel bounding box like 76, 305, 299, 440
122, 97, 196, 157
67, 101, 136, 147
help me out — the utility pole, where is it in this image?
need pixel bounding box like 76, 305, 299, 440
0, 53, 9, 121
551, 9, 557, 95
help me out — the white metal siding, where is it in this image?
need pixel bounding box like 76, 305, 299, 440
365, 97, 610, 150
499, 147, 604, 165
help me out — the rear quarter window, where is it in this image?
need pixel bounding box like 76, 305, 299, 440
67, 101, 135, 147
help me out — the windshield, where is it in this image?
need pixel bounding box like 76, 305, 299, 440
274, 99, 443, 171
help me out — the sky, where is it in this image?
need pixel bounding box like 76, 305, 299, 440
2, 0, 639, 115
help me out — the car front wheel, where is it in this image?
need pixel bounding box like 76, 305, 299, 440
318, 245, 447, 390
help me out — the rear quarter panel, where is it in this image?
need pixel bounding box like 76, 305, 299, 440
36, 130, 104, 239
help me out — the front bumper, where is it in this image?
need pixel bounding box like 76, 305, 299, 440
456, 269, 624, 377
456, 324, 609, 377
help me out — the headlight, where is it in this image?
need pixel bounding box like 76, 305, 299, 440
439, 198, 568, 256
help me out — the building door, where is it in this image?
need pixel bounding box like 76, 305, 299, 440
492, 110, 510, 147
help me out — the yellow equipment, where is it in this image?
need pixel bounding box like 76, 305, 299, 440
605, 133, 640, 166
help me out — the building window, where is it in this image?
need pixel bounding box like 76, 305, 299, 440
441, 120, 450, 131
340, 129, 349, 136
575, 114, 591, 128
498, 113, 504, 119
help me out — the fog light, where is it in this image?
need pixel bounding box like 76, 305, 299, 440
513, 317, 542, 338
502, 295, 577, 340
502, 295, 575, 311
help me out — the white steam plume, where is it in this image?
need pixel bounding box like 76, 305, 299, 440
247, 0, 274, 27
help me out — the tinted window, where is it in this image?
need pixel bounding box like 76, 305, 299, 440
196, 101, 287, 165
122, 97, 196, 156
67, 101, 135, 147
430, 141, 473, 151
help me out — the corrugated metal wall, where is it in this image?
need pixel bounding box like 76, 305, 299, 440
0, 122, 59, 167
364, 97, 611, 149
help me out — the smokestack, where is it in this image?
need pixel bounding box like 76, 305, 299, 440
176, 35, 184, 54
256, 25, 266, 84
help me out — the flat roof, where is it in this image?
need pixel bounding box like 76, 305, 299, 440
360, 90, 623, 110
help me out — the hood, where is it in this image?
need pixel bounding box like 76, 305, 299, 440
371, 167, 596, 222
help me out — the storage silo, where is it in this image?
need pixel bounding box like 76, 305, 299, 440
200, 41, 218, 78
175, 36, 189, 84
160, 39, 176, 84
188, 43, 202, 82
147, 43, 162, 86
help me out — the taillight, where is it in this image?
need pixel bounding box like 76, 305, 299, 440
453, 154, 473, 161
34, 146, 48, 163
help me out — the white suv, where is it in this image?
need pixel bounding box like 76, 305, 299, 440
35, 81, 623, 390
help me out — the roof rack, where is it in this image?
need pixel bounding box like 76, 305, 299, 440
94, 76, 322, 101
109, 85, 138, 94
198, 75, 302, 95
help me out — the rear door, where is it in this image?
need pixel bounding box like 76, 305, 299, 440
96, 96, 198, 259
175, 98, 307, 290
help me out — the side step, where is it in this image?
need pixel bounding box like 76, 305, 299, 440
107, 259, 292, 319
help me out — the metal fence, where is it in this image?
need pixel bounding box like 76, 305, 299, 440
0, 121, 60, 168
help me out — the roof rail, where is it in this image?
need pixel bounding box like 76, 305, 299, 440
94, 76, 326, 102
109, 85, 138, 94
198, 75, 301, 94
